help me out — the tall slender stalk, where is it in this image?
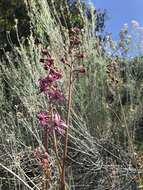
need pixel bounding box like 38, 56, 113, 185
53, 130, 62, 175
43, 126, 49, 190
61, 62, 73, 190
44, 126, 48, 153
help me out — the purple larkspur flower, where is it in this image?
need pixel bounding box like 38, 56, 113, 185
37, 111, 49, 126
37, 111, 67, 135
40, 58, 54, 69
51, 112, 67, 135
38, 77, 50, 93
49, 68, 62, 81
47, 88, 65, 103
38, 69, 62, 93
53, 112, 61, 126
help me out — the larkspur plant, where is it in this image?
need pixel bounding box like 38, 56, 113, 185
34, 27, 86, 190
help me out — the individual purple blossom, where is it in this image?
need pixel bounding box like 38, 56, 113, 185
48, 68, 62, 81
53, 112, 61, 126
47, 88, 65, 103
40, 58, 54, 69
37, 111, 49, 126
37, 111, 67, 135
51, 112, 67, 135
38, 76, 50, 93
38, 69, 62, 93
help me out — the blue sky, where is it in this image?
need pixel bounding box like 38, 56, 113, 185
89, 0, 143, 40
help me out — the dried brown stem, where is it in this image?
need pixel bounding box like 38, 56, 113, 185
60, 62, 73, 190
53, 130, 62, 174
